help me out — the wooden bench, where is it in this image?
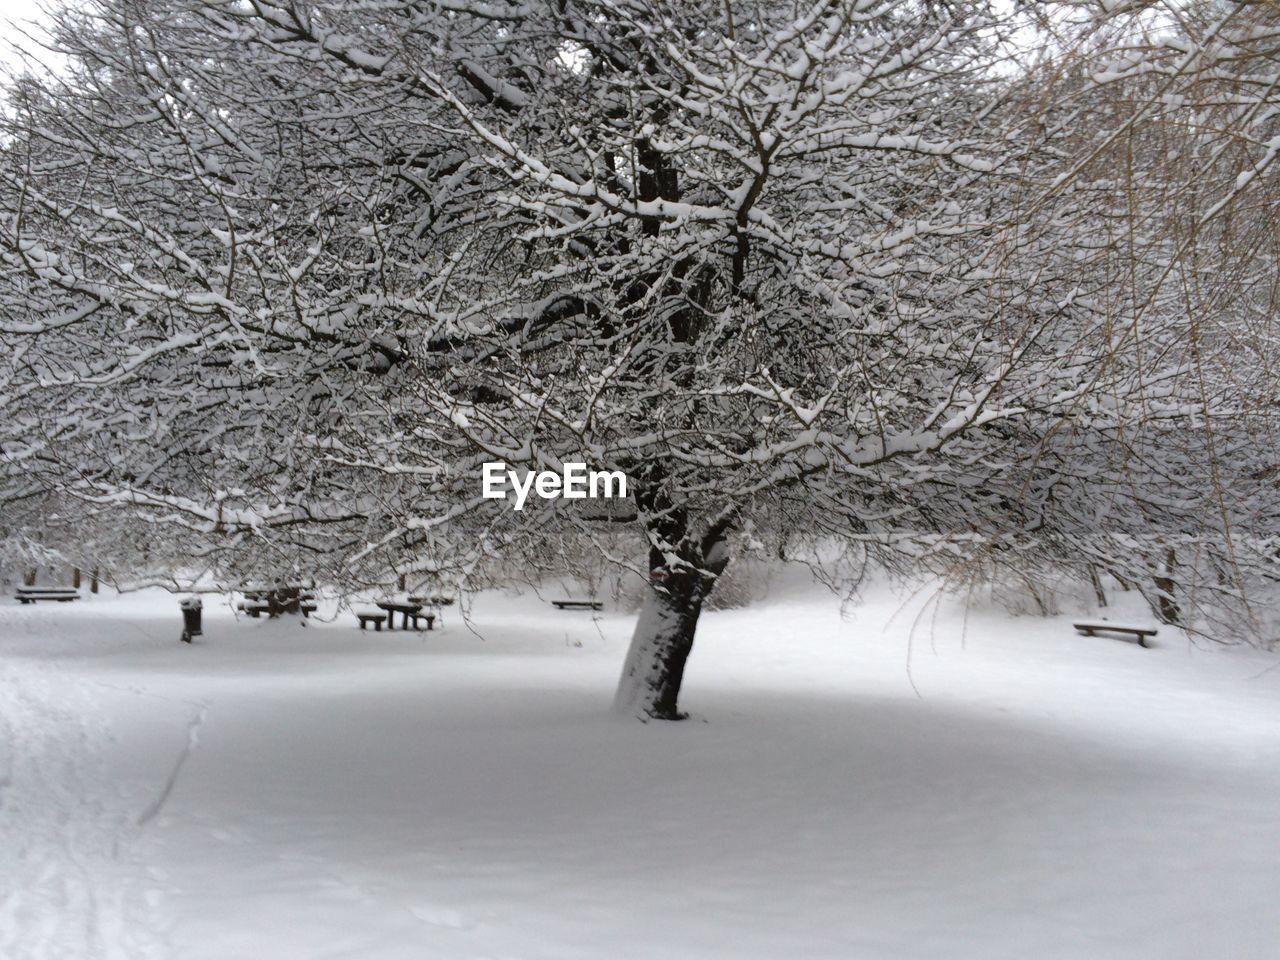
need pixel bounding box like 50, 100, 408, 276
15, 587, 81, 604
238, 600, 271, 618
552, 599, 602, 611
1073, 620, 1157, 648
357, 612, 388, 631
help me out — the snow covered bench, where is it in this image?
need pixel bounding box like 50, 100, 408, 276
1073, 620, 1157, 648
551, 599, 602, 611
356, 612, 388, 631
15, 587, 80, 604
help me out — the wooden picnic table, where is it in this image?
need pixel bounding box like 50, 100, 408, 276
376, 600, 434, 631
238, 583, 316, 617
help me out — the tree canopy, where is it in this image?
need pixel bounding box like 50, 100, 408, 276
3, 0, 1278, 716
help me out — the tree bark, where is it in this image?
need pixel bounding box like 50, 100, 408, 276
1088, 564, 1107, 608
1153, 548, 1179, 625
611, 93, 731, 721
614, 577, 706, 721
613, 523, 730, 721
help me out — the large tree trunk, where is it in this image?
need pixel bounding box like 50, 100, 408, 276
611, 125, 730, 720
614, 523, 730, 721
614, 577, 706, 721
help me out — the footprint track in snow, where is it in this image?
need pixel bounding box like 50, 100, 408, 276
0, 656, 172, 959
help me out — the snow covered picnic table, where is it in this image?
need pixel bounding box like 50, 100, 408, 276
237, 584, 317, 618
375, 600, 434, 630
1073, 620, 1158, 647
240, 584, 314, 601
237, 599, 318, 618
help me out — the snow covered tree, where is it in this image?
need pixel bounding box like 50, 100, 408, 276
3, 0, 1278, 717
984, 2, 1280, 634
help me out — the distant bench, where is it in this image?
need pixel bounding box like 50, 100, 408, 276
15, 587, 80, 604
1073, 620, 1157, 648
552, 599, 602, 611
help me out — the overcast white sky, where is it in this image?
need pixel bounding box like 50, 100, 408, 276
0, 0, 59, 78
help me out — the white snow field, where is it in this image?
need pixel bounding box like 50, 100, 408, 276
2, 578, 1278, 960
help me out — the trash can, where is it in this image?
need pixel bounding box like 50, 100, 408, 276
180, 597, 203, 643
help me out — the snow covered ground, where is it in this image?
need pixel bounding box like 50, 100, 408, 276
2, 576, 1278, 960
